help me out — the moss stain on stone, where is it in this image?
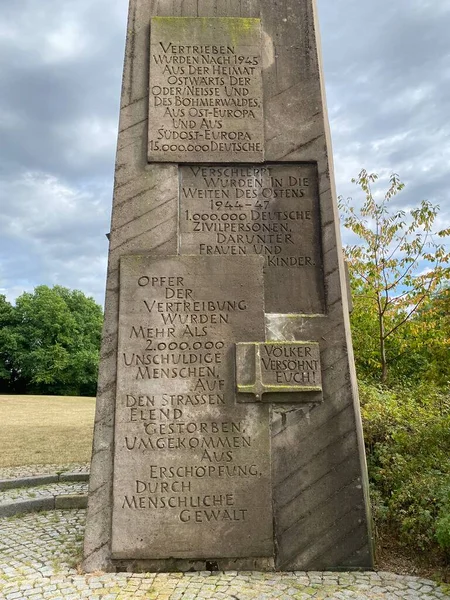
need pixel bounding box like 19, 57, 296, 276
152, 17, 260, 48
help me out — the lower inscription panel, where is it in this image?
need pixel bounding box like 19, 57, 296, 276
112, 255, 273, 560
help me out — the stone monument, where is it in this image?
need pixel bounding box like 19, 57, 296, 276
84, 0, 374, 573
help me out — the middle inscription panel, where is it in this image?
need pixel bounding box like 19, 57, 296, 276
179, 164, 325, 314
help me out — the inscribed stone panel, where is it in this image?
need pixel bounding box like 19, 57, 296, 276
179, 163, 325, 314
148, 17, 264, 163
236, 342, 322, 404
112, 255, 273, 560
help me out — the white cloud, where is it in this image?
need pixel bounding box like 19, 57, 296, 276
1, 172, 106, 237
410, 0, 450, 16
1, 0, 449, 305
0, 171, 110, 304
0, 10, 92, 66
43, 20, 91, 64
58, 116, 119, 169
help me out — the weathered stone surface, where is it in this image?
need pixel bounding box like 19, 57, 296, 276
55, 495, 89, 510
84, 0, 374, 574
267, 315, 373, 570
179, 163, 324, 314
111, 254, 273, 560
148, 17, 264, 163
236, 342, 322, 403
59, 472, 90, 483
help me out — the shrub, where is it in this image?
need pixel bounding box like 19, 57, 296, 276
360, 380, 450, 556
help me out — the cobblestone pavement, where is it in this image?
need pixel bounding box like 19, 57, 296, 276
0, 463, 89, 481
0, 510, 449, 600
0, 482, 88, 504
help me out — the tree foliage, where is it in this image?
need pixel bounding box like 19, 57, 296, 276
341, 171, 450, 565
0, 294, 18, 387
340, 170, 450, 383
0, 286, 102, 396
405, 288, 450, 387
361, 381, 450, 557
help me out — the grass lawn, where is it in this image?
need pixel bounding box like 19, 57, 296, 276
0, 395, 96, 467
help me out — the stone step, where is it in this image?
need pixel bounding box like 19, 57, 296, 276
0, 471, 89, 491
0, 494, 88, 517
0, 479, 89, 517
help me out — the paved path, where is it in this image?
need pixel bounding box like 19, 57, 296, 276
0, 481, 87, 504
1, 509, 449, 600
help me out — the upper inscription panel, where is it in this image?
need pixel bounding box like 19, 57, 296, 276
148, 17, 264, 163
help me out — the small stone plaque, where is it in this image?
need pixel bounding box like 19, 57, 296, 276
148, 17, 264, 163
179, 164, 325, 314
236, 342, 323, 403
112, 255, 273, 560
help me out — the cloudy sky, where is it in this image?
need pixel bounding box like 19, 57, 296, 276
1, 0, 449, 305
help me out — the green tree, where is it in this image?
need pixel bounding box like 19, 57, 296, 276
340, 170, 450, 383
1, 286, 103, 396
346, 277, 388, 381
402, 287, 450, 388
0, 294, 22, 392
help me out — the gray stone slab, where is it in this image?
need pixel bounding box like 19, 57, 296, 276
0, 475, 59, 491
0, 497, 55, 518
55, 495, 88, 510
236, 342, 322, 403
111, 254, 273, 560
59, 472, 90, 483
179, 163, 325, 314
148, 17, 264, 163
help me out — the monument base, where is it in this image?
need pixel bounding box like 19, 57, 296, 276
112, 557, 275, 574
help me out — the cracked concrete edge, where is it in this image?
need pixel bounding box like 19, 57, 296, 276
0, 472, 90, 491
55, 495, 89, 510
59, 472, 90, 483
0, 494, 88, 517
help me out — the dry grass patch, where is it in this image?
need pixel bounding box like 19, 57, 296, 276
0, 395, 95, 467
